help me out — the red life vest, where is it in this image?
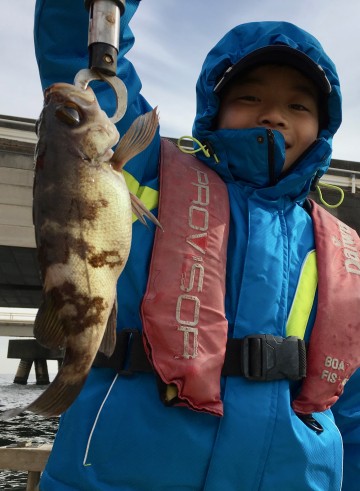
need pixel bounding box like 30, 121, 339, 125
141, 139, 360, 416
141, 139, 230, 416
293, 198, 360, 414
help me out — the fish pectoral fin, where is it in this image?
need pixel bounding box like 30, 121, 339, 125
98, 301, 117, 357
34, 293, 66, 349
110, 108, 159, 171
130, 192, 163, 230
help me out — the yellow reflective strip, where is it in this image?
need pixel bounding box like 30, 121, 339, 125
123, 170, 159, 223
286, 250, 318, 339
123, 169, 140, 195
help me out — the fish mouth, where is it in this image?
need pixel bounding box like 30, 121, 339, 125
45, 83, 96, 105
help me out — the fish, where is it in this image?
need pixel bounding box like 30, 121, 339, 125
0, 82, 160, 420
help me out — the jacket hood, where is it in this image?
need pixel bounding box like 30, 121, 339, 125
192, 21, 342, 200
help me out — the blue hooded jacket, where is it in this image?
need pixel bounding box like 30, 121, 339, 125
34, 2, 360, 490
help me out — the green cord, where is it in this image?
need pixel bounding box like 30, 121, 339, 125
316, 182, 344, 209
177, 138, 344, 209
177, 136, 220, 163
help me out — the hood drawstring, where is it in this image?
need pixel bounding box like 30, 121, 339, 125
177, 136, 220, 163
177, 138, 343, 209
315, 182, 344, 209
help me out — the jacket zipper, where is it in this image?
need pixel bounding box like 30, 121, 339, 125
279, 138, 323, 181
267, 129, 276, 185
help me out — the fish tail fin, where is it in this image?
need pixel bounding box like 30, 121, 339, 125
0, 356, 88, 420
130, 192, 163, 230
24, 369, 87, 418
111, 108, 159, 171
0, 406, 27, 421
0, 375, 86, 420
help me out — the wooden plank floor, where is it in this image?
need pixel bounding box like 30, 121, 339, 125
0, 444, 52, 491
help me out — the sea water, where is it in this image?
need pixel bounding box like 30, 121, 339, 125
0, 374, 58, 490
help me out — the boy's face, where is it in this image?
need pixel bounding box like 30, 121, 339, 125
217, 64, 320, 171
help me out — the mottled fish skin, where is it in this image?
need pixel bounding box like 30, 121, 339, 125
0, 83, 159, 420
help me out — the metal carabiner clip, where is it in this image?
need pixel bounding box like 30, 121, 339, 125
74, 68, 127, 124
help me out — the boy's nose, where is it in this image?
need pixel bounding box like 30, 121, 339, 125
258, 106, 287, 128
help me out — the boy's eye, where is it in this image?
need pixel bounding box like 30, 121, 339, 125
238, 95, 259, 102
289, 103, 309, 112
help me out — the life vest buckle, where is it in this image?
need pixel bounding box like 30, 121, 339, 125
241, 334, 306, 381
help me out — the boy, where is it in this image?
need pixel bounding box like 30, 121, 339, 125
216, 64, 320, 171
34, 1, 359, 490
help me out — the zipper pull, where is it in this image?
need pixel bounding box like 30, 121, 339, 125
266, 129, 277, 185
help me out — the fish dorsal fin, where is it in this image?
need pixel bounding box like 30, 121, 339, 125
33, 293, 66, 349
130, 192, 162, 229
98, 301, 117, 357
110, 108, 159, 171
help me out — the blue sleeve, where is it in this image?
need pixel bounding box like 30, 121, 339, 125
34, 0, 153, 138
332, 368, 360, 490
34, 0, 160, 184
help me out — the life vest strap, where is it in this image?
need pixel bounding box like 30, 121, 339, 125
93, 330, 306, 381
93, 329, 153, 375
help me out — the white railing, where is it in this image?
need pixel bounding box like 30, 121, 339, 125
0, 308, 37, 336
0, 308, 37, 324
321, 167, 360, 194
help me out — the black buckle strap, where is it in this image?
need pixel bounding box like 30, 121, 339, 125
93, 329, 153, 375
222, 334, 306, 380
93, 331, 306, 381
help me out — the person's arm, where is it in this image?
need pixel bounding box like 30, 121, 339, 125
34, 0, 152, 136
332, 368, 360, 490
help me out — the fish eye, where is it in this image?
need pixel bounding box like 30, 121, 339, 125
55, 103, 82, 126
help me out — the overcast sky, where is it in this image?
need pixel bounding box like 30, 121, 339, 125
1, 0, 360, 373
2, 0, 360, 161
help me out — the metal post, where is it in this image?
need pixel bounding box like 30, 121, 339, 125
34, 359, 50, 385
13, 359, 33, 385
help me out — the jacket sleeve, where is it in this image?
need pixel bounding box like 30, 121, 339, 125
34, 0, 153, 137
332, 367, 360, 490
